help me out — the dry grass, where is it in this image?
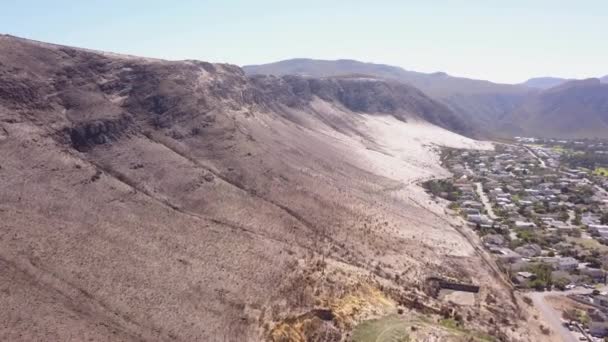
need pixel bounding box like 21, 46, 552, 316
0, 35, 529, 341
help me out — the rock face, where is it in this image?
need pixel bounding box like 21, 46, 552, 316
246, 58, 608, 139
244, 58, 533, 137
249, 75, 470, 135
0, 35, 526, 342
67, 115, 132, 150
0, 36, 469, 151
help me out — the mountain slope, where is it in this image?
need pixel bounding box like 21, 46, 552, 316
521, 77, 569, 89
0, 35, 532, 341
248, 74, 471, 135
244, 58, 534, 136
501, 78, 608, 138
245, 59, 608, 139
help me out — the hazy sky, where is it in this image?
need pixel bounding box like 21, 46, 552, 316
1, 0, 606, 83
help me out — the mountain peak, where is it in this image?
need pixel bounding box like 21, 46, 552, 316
522, 77, 569, 89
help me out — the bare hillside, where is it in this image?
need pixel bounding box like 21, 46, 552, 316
245, 59, 608, 139
0, 35, 534, 341
244, 58, 534, 137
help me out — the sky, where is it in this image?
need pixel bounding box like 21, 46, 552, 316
1, 0, 606, 83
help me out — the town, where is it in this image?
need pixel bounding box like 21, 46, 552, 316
425, 138, 608, 340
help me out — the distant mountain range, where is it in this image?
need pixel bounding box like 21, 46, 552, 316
521, 77, 573, 90
245, 59, 608, 138
504, 78, 608, 138
522, 75, 608, 90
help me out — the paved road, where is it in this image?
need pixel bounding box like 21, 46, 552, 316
528, 289, 587, 342
528, 287, 608, 342
523, 145, 546, 168
475, 182, 497, 219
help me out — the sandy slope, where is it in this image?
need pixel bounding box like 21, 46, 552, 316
0, 35, 532, 341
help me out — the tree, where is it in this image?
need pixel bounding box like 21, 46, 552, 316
573, 212, 582, 226
529, 279, 547, 291
562, 309, 577, 321
601, 212, 608, 225
528, 263, 553, 290
559, 211, 570, 222
553, 277, 569, 291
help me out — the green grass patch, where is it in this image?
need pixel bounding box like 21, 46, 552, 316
594, 167, 608, 177
351, 315, 410, 342
551, 146, 567, 153
439, 318, 460, 330
567, 236, 608, 252
353, 315, 497, 342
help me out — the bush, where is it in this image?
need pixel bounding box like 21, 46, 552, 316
553, 277, 569, 291
423, 179, 460, 200
527, 263, 553, 290
540, 325, 551, 335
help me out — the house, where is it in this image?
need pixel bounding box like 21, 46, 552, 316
556, 257, 579, 271
514, 221, 537, 229
593, 295, 608, 308
461, 200, 483, 209
538, 257, 579, 271
462, 208, 480, 215
467, 214, 491, 225
590, 321, 608, 337
583, 214, 602, 226
502, 203, 517, 211
515, 271, 536, 285
589, 225, 608, 239
552, 223, 577, 233
581, 267, 607, 284
482, 234, 505, 247
514, 244, 542, 258
490, 247, 522, 263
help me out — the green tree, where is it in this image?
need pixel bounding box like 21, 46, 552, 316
528, 263, 553, 290
553, 277, 569, 291
559, 211, 569, 222
601, 212, 608, 225
573, 212, 582, 226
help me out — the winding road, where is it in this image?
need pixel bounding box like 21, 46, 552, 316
475, 182, 497, 219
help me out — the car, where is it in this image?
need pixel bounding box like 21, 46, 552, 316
566, 284, 577, 290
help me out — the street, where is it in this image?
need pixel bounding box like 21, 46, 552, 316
528, 287, 608, 342
524, 145, 547, 168
475, 182, 497, 219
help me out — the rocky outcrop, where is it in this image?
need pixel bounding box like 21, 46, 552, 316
0, 35, 471, 148
67, 114, 132, 151
249, 75, 471, 135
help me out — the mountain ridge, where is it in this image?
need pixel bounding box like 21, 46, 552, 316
245, 58, 608, 138
521, 77, 570, 89
502, 78, 608, 138
0, 35, 527, 341
244, 58, 534, 137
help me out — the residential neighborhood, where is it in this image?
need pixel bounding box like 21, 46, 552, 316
425, 138, 608, 339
